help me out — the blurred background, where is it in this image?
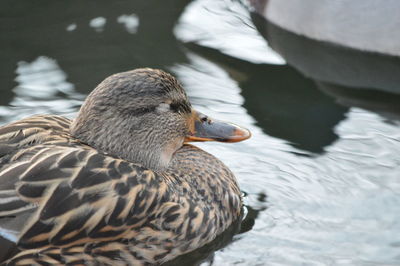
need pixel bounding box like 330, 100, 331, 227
1, 0, 400, 265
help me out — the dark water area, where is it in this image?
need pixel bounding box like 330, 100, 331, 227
1, 0, 400, 265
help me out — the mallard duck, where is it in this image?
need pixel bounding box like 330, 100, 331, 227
0, 68, 250, 265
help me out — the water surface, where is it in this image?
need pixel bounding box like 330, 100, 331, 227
1, 0, 400, 265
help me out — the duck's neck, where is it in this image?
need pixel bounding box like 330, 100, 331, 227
163, 144, 242, 255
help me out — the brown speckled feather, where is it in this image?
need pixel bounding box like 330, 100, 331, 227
0, 115, 242, 265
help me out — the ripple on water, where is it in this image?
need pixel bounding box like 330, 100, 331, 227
0, 0, 399, 265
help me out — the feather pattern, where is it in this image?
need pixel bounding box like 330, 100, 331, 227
0, 115, 242, 265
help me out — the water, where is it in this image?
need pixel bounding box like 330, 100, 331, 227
1, 0, 400, 265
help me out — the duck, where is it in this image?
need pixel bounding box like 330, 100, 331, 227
254, 0, 400, 57
0, 68, 250, 265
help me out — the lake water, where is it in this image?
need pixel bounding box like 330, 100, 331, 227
1, 0, 400, 265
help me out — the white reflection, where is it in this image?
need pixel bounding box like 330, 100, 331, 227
0, 56, 84, 123
174, 0, 285, 65
89, 17, 107, 32
117, 14, 139, 34
66, 23, 77, 32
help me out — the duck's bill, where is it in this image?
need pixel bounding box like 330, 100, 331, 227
185, 110, 251, 143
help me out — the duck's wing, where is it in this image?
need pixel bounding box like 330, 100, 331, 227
0, 145, 165, 249
0, 146, 166, 249
0, 115, 74, 242
0, 116, 168, 249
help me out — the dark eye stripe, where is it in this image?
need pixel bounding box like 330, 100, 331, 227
124, 102, 190, 117
170, 102, 191, 114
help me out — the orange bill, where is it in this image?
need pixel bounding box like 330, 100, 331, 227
185, 110, 251, 143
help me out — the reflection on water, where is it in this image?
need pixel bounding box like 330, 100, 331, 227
182, 42, 348, 154
252, 13, 400, 94
117, 14, 140, 34
175, 0, 284, 65
1, 0, 400, 265
0, 0, 191, 97
89, 17, 107, 32
0, 56, 84, 124
318, 82, 400, 123
0, 56, 85, 123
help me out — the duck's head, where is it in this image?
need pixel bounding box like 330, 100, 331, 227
71, 68, 250, 172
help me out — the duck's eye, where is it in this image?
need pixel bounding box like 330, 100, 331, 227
156, 103, 170, 113
170, 102, 180, 113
